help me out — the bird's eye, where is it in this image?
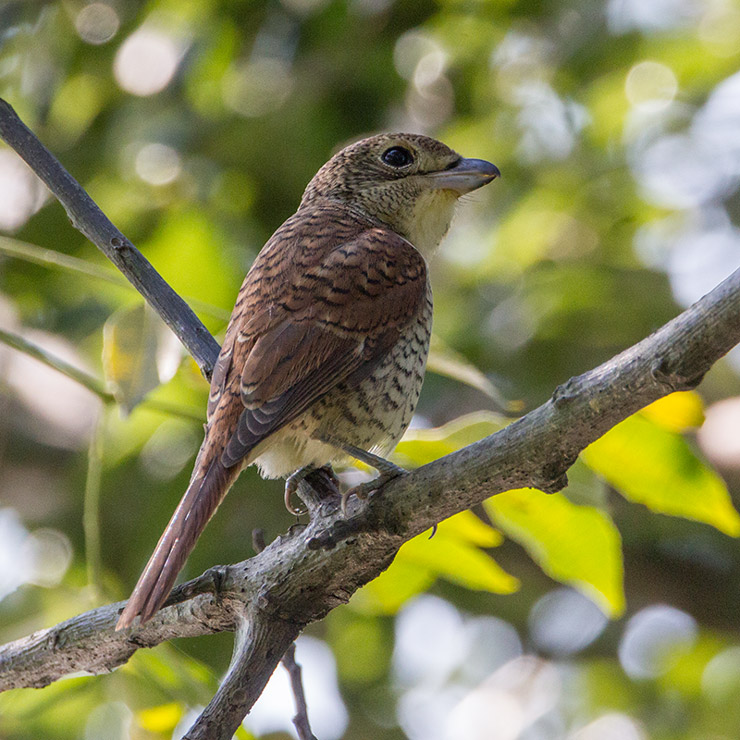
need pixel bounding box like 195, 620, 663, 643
381, 146, 414, 168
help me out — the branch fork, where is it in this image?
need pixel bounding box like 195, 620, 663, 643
3, 96, 740, 739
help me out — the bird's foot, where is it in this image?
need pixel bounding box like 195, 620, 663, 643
315, 436, 409, 516
340, 464, 407, 516
285, 465, 341, 516
284, 466, 315, 515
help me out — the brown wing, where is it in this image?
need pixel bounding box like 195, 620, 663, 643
117, 205, 427, 629
220, 217, 428, 466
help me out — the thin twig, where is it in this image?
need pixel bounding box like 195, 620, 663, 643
0, 325, 204, 422
0, 234, 231, 321
0, 325, 109, 397
252, 528, 267, 554
283, 644, 319, 740
184, 612, 301, 740
0, 98, 221, 379
84, 407, 106, 604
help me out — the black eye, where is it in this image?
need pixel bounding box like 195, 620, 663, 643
381, 146, 414, 168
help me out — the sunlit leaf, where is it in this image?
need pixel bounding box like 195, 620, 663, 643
581, 415, 740, 536
137, 703, 183, 733
486, 490, 625, 617
352, 559, 434, 614
640, 391, 705, 432
395, 411, 507, 467
355, 511, 518, 614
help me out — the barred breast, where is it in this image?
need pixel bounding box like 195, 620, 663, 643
250, 279, 433, 479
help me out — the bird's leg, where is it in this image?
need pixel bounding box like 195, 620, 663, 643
320, 437, 407, 514
284, 466, 316, 515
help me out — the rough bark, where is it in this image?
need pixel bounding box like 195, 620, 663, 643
2, 96, 740, 739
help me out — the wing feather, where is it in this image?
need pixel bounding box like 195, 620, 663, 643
117, 205, 428, 628
213, 206, 429, 469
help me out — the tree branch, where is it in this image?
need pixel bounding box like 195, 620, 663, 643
282, 644, 319, 740
0, 98, 220, 380
2, 98, 740, 739
2, 263, 740, 739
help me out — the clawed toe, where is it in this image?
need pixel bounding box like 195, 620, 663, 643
284, 466, 314, 515
340, 467, 407, 516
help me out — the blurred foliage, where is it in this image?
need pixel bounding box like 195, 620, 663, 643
2, 0, 740, 738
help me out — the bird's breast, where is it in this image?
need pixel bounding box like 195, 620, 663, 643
310, 280, 434, 454
251, 281, 433, 479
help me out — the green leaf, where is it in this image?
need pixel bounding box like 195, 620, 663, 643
102, 303, 176, 413
122, 644, 217, 706
354, 511, 518, 614
0, 234, 230, 321
581, 414, 740, 536
0, 677, 100, 738
395, 411, 507, 467
427, 334, 523, 412
486, 490, 625, 617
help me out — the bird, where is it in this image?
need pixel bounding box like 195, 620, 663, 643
116, 133, 499, 629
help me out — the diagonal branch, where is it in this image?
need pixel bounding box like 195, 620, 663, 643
1, 263, 740, 740
0, 98, 220, 380
2, 97, 740, 739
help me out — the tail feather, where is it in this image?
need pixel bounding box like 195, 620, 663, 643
116, 457, 237, 630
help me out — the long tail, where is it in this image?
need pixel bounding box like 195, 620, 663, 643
116, 456, 238, 629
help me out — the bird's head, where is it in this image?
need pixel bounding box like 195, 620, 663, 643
300, 133, 500, 254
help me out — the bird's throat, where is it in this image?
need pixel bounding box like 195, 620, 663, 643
399, 188, 459, 255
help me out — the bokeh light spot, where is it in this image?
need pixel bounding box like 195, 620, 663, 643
626, 61, 678, 111
75, 3, 119, 45
222, 58, 293, 118
619, 605, 697, 679
114, 28, 182, 96
0, 150, 48, 231
529, 588, 609, 655
573, 712, 647, 739
698, 397, 740, 469
135, 142, 182, 186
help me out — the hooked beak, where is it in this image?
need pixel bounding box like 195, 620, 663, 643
427, 157, 501, 194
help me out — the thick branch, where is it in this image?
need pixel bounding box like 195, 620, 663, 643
0, 99, 220, 380
2, 266, 740, 729
3, 98, 740, 738
184, 612, 300, 740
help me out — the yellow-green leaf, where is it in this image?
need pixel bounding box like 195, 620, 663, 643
102, 303, 175, 413
395, 411, 506, 467
137, 703, 183, 734
428, 334, 523, 412
354, 511, 518, 614
486, 490, 625, 617
582, 415, 740, 536
640, 391, 705, 432
353, 559, 435, 615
